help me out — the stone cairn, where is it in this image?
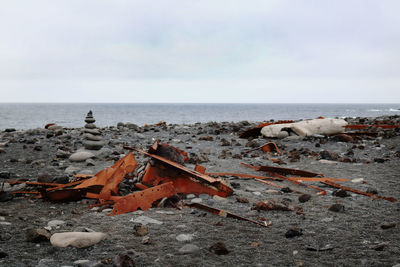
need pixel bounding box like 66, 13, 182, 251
82, 110, 104, 150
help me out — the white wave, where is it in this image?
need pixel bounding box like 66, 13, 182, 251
368, 109, 382, 112
389, 108, 400, 112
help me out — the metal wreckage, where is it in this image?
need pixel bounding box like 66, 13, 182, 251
6, 119, 398, 228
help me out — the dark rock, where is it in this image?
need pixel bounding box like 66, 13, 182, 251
220, 138, 231, 146
298, 194, 311, 203
33, 146, 42, 151
37, 174, 54, 183
209, 242, 229, 255
53, 176, 70, 184
381, 222, 396, 229
328, 204, 345, 212
373, 242, 388, 251
133, 224, 148, 236
333, 189, 349, 198
366, 188, 378, 195
113, 253, 135, 267
26, 228, 51, 243
0, 251, 8, 258
281, 187, 292, 193
5, 128, 16, 132
0, 172, 11, 179
230, 182, 240, 189
0, 191, 13, 202
245, 140, 259, 148
374, 158, 386, 163
285, 228, 303, 238
199, 136, 214, 141
236, 197, 249, 203
320, 150, 333, 160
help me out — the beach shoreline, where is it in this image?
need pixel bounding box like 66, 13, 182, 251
1, 115, 399, 266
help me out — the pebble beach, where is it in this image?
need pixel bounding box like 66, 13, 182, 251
1, 115, 399, 266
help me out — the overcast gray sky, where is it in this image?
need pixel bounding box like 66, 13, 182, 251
0, 0, 399, 103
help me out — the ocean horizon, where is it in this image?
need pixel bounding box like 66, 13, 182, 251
1, 103, 399, 130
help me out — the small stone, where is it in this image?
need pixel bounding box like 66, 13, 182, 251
213, 195, 228, 203
56, 149, 70, 159
83, 140, 105, 150
176, 234, 194, 242
236, 197, 249, 203
48, 220, 66, 228
186, 194, 196, 199
141, 236, 151, 245
333, 189, 349, 198
113, 253, 135, 267
285, 228, 303, 238
328, 204, 345, 212
373, 242, 388, 251
64, 166, 81, 175
0, 191, 13, 202
50, 232, 107, 248
190, 198, 203, 203
351, 178, 364, 183
26, 228, 51, 243
0, 251, 8, 258
179, 244, 200, 254
209, 242, 229, 255
37, 258, 56, 267
298, 194, 311, 203
281, 187, 292, 193
0, 172, 11, 179
69, 151, 95, 162
133, 225, 148, 236
366, 187, 378, 195
321, 217, 334, 223
381, 222, 396, 229
131, 216, 162, 225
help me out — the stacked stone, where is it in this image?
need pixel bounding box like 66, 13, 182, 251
82, 111, 104, 150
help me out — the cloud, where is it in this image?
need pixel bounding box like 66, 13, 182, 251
0, 0, 399, 102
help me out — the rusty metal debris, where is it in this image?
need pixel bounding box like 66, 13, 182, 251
188, 202, 269, 228
243, 142, 281, 155
321, 180, 397, 202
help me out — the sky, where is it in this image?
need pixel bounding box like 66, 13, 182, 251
0, 0, 399, 103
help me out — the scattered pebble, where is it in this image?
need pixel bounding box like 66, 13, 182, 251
131, 216, 163, 225
328, 204, 345, 212
381, 222, 396, 229
285, 228, 303, 238
298, 194, 311, 203
176, 234, 194, 242
179, 244, 200, 254
209, 242, 229, 255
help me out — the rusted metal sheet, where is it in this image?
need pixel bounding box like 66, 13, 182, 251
241, 163, 323, 177
188, 202, 269, 228
288, 177, 349, 182
239, 120, 294, 139
206, 172, 283, 181
243, 142, 281, 155
110, 182, 175, 215
345, 124, 400, 129
321, 181, 397, 202
136, 148, 233, 197
75, 152, 137, 193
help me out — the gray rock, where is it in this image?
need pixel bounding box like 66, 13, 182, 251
83, 133, 102, 141
176, 234, 194, 242
191, 198, 203, 203
26, 228, 51, 243
131, 216, 163, 225
48, 220, 66, 228
179, 244, 200, 254
86, 159, 96, 166
56, 149, 70, 159
36, 258, 56, 267
83, 140, 105, 150
65, 166, 81, 175
69, 151, 95, 162
83, 128, 101, 135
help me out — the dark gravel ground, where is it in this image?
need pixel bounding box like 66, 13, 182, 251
1, 116, 399, 267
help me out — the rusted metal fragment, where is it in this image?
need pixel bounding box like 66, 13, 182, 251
194, 164, 207, 174
44, 188, 91, 202
110, 182, 175, 215
7, 181, 64, 187
252, 199, 293, 211
136, 148, 233, 197
207, 172, 283, 181
345, 124, 400, 129
239, 121, 294, 139
75, 152, 137, 194
321, 181, 397, 202
243, 142, 281, 155
288, 177, 349, 182
188, 202, 269, 228
241, 163, 323, 177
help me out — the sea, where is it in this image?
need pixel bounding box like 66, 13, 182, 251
0, 103, 399, 130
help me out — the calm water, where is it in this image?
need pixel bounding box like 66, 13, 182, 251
0, 103, 399, 130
